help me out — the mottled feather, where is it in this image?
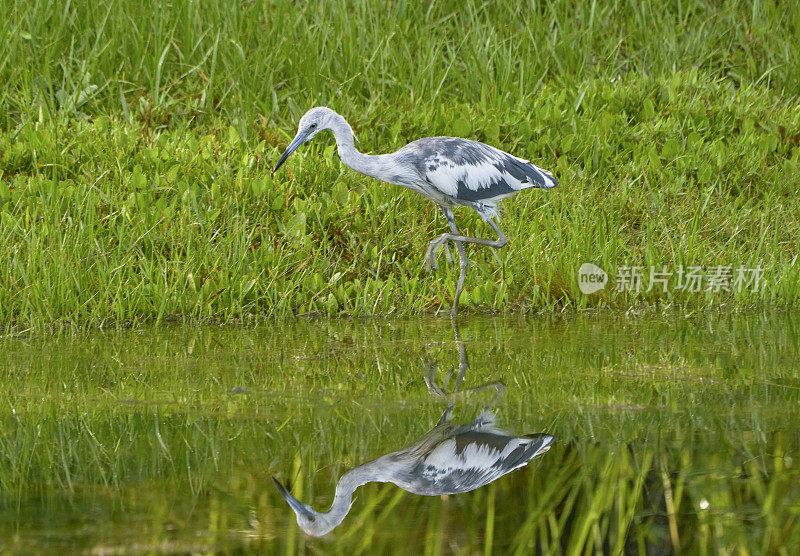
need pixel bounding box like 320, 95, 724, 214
273, 404, 554, 536
397, 137, 557, 214
405, 429, 554, 495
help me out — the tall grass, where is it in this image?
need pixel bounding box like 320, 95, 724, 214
1, 0, 799, 328
3, 0, 799, 124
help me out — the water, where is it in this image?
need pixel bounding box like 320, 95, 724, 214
1, 313, 799, 553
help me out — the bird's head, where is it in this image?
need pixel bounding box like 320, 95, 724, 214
272, 107, 337, 174
272, 476, 340, 537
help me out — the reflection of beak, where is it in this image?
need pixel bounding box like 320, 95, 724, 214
272, 131, 310, 174
272, 477, 313, 517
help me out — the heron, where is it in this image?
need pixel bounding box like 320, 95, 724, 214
272, 107, 558, 314
273, 409, 554, 536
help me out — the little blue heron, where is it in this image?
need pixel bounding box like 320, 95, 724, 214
273, 107, 558, 314
273, 409, 554, 536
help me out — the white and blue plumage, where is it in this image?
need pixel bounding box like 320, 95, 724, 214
273, 410, 554, 537
404, 411, 555, 494
399, 136, 557, 218
273, 107, 558, 314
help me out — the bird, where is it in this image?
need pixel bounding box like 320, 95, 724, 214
272, 107, 558, 315
273, 408, 555, 536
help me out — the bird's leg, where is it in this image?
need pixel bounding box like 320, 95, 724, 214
427, 215, 508, 255
439, 206, 454, 265
431, 243, 453, 265
425, 206, 458, 272
426, 218, 507, 271
426, 210, 507, 314
444, 209, 469, 315
443, 243, 453, 264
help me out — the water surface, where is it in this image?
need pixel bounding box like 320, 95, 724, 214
1, 313, 799, 553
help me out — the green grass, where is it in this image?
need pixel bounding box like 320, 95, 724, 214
1, 0, 799, 328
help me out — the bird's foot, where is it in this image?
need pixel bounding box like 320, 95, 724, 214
424, 251, 438, 273
425, 234, 450, 273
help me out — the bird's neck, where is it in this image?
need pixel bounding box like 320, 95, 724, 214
314, 460, 385, 533
329, 113, 394, 181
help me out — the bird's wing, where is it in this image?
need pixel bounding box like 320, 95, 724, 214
404, 137, 557, 204
412, 432, 554, 494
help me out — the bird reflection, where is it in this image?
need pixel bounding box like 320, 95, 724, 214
273, 317, 554, 537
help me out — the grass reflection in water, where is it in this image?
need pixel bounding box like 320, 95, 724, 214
0, 313, 798, 553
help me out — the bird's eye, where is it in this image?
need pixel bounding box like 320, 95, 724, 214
309, 123, 317, 130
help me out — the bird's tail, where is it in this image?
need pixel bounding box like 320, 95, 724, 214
532, 165, 558, 189
522, 433, 555, 456
499, 433, 556, 473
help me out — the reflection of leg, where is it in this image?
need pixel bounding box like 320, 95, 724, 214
425, 315, 506, 422
473, 381, 506, 410
451, 313, 468, 391
435, 404, 454, 426
425, 361, 505, 405
424, 361, 450, 397
424, 318, 465, 398
455, 381, 506, 407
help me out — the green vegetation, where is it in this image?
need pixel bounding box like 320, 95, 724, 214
1, 314, 798, 552
1, 0, 799, 328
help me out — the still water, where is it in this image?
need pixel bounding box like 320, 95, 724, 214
1, 313, 799, 553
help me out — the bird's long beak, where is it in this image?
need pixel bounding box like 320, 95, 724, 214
272, 131, 310, 174
272, 477, 314, 517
